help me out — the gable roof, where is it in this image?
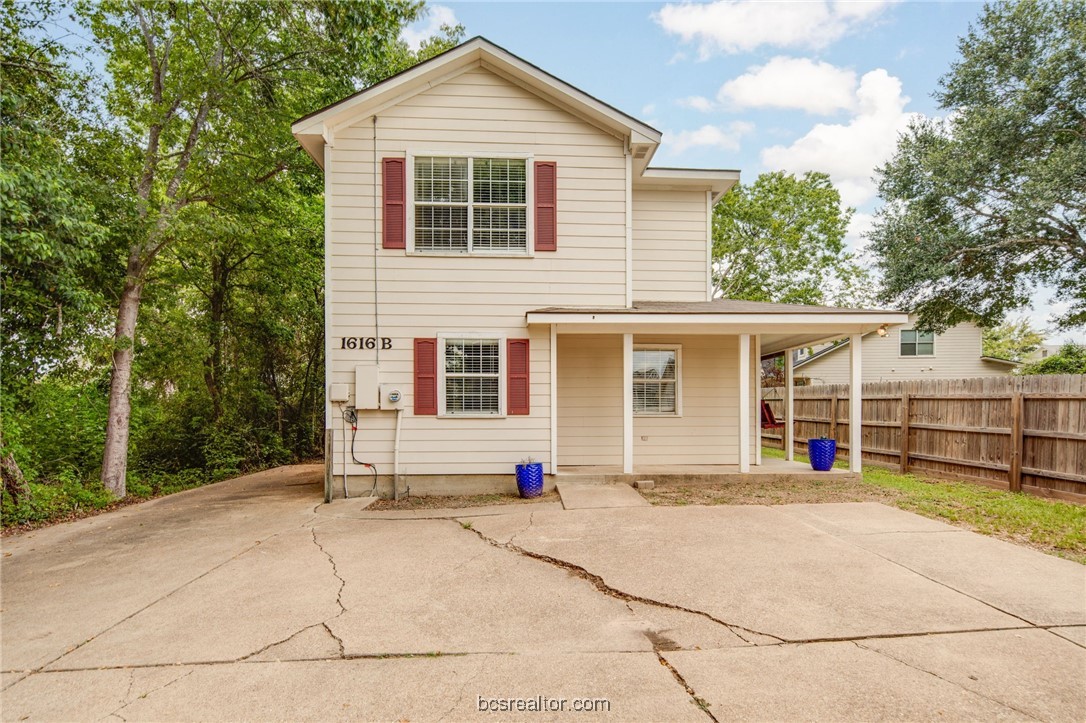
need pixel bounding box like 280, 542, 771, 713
791, 332, 1023, 369
293, 36, 662, 168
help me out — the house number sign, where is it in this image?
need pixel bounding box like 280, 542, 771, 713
339, 336, 392, 350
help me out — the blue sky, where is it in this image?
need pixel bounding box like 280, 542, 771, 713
403, 1, 1082, 343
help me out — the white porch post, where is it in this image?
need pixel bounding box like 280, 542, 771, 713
849, 333, 863, 473
784, 348, 795, 461
738, 333, 751, 473
754, 334, 762, 465
549, 325, 558, 475
623, 333, 633, 474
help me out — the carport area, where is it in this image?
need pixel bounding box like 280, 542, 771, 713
2, 466, 1084, 721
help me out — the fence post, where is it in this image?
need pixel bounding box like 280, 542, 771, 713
829, 393, 838, 445
1009, 392, 1023, 492
899, 393, 910, 474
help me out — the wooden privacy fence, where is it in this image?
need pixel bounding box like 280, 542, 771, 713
762, 375, 1086, 503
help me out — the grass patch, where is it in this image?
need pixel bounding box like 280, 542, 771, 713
2, 468, 226, 534
369, 490, 559, 511
645, 446, 1086, 565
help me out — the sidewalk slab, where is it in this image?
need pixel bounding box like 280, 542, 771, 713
664, 643, 1020, 721
557, 483, 649, 510
862, 628, 1086, 722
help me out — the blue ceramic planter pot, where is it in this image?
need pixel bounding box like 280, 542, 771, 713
808, 439, 837, 471
515, 462, 544, 498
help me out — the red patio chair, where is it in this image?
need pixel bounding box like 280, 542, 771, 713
760, 400, 786, 430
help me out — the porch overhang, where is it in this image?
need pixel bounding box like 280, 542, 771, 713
526, 300, 909, 355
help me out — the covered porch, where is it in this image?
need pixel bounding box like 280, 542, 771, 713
529, 300, 909, 478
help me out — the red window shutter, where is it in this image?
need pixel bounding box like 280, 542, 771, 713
507, 338, 530, 415
383, 158, 406, 249
414, 338, 437, 415
534, 161, 557, 252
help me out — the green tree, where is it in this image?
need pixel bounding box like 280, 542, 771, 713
712, 171, 871, 306
1, 0, 108, 384
981, 318, 1046, 362
868, 0, 1085, 333
1019, 343, 1086, 375
76, 0, 452, 496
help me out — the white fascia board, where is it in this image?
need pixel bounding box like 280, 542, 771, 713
636, 168, 741, 202
526, 312, 909, 328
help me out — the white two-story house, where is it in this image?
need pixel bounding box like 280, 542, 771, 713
293, 38, 906, 499
793, 315, 1019, 385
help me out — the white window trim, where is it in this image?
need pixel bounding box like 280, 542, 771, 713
898, 328, 937, 358
632, 343, 683, 417
437, 332, 507, 418
406, 151, 535, 257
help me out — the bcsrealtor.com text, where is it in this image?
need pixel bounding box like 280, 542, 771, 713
477, 695, 612, 713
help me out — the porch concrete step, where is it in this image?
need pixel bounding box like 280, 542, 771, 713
556, 483, 651, 510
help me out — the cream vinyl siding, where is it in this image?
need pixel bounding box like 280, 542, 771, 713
633, 335, 740, 465
631, 189, 709, 302
327, 64, 627, 477
557, 335, 624, 466
797, 320, 1013, 385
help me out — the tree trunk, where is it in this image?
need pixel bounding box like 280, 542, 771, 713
101, 272, 144, 498
203, 254, 227, 421
1, 448, 29, 503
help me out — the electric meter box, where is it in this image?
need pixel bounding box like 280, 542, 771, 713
354, 365, 380, 410
380, 384, 405, 410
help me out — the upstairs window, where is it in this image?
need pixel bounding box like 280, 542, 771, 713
413, 156, 528, 254
900, 329, 935, 356
633, 346, 681, 416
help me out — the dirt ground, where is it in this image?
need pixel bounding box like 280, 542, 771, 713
642, 476, 902, 507
368, 490, 560, 510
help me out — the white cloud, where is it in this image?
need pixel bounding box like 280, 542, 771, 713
640, 103, 657, 116
654, 0, 895, 57
400, 5, 458, 51
844, 211, 875, 255
718, 57, 857, 115
760, 69, 918, 206
678, 95, 716, 112
668, 121, 754, 154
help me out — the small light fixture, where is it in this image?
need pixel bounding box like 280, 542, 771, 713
876, 324, 889, 337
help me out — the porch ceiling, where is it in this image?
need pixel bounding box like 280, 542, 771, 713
526, 300, 908, 355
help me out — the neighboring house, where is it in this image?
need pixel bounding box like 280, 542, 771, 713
792, 315, 1018, 385
1027, 344, 1063, 363
292, 37, 906, 497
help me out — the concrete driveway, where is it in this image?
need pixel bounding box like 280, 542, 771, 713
2, 466, 1084, 722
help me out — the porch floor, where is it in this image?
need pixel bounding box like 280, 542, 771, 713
556, 456, 857, 485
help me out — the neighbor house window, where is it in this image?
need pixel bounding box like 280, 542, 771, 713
633, 346, 681, 415
443, 338, 501, 415
900, 329, 935, 356
413, 156, 527, 253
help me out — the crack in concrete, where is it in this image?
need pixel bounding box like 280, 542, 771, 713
102, 667, 194, 721
38, 651, 512, 675
507, 511, 535, 546
310, 526, 348, 656
456, 521, 783, 645
788, 516, 1046, 629
235, 622, 326, 663
654, 652, 719, 723
852, 641, 1044, 722
15, 515, 320, 687
1045, 626, 1086, 650
437, 659, 486, 722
